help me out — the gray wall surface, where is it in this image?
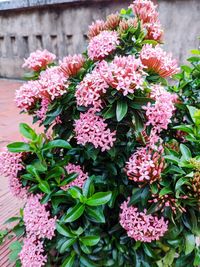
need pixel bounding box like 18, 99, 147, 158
0, 0, 199, 78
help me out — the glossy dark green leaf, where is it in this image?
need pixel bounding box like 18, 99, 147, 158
86, 192, 112, 206
60, 238, 76, 253
61, 252, 76, 267
43, 140, 71, 151
38, 180, 51, 194
80, 235, 100, 246
63, 203, 85, 223
116, 100, 128, 122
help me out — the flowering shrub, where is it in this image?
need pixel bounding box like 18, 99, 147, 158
0, 1, 199, 266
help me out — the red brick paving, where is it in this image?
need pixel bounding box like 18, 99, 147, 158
0, 79, 34, 266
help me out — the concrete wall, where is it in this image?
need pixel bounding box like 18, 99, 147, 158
0, 0, 199, 78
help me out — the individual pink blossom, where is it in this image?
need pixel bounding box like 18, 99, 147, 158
105, 13, 121, 30
59, 54, 85, 77
119, 199, 168, 242
140, 44, 180, 78
125, 145, 165, 184
22, 49, 56, 71
143, 84, 177, 133
0, 149, 28, 198
88, 30, 119, 60
15, 81, 42, 112
39, 66, 69, 101
99, 55, 146, 95
75, 66, 109, 108
23, 194, 56, 240
87, 20, 106, 39
74, 108, 116, 152
36, 98, 49, 122
144, 21, 164, 42
130, 0, 159, 24
19, 236, 47, 267
61, 163, 88, 191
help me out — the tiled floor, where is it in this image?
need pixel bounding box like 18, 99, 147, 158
0, 79, 33, 266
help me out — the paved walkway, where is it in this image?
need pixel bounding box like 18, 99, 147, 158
0, 79, 33, 266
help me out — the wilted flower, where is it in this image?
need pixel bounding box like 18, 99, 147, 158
59, 54, 85, 77
15, 80, 42, 112
120, 199, 168, 242
87, 20, 106, 39
140, 44, 180, 78
61, 163, 88, 191
74, 108, 116, 152
125, 145, 165, 184
39, 66, 68, 100
23, 194, 56, 239
75, 66, 109, 108
100, 55, 146, 95
19, 236, 47, 267
22, 49, 56, 71
88, 30, 119, 60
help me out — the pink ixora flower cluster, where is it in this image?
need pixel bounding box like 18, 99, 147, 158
61, 163, 88, 191
119, 199, 168, 242
0, 149, 28, 199
140, 44, 180, 78
59, 54, 85, 77
75, 66, 109, 108
125, 145, 165, 184
74, 108, 116, 152
99, 55, 146, 96
22, 49, 56, 71
88, 30, 119, 61
143, 84, 177, 133
130, 0, 163, 42
20, 194, 56, 267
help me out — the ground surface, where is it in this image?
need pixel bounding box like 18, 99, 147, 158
0, 79, 33, 266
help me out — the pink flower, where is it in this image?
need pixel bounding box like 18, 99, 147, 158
99, 55, 146, 95
130, 0, 159, 24
143, 84, 177, 132
125, 145, 165, 184
0, 149, 28, 199
36, 98, 49, 122
22, 49, 56, 71
74, 108, 116, 152
39, 66, 69, 100
87, 20, 106, 39
15, 81, 42, 112
75, 66, 109, 108
23, 194, 56, 240
140, 44, 180, 78
61, 163, 88, 191
59, 54, 85, 77
88, 30, 119, 60
119, 199, 168, 242
129, 0, 163, 42
19, 236, 47, 267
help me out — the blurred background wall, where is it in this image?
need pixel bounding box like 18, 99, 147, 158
0, 0, 199, 78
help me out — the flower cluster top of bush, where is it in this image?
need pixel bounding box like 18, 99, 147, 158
0, 0, 200, 266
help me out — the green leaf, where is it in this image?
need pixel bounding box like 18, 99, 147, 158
175, 177, 190, 191
180, 144, 192, 160
38, 180, 51, 194
4, 217, 20, 224
61, 252, 76, 267
7, 142, 31, 153
63, 203, 85, 223
19, 123, 37, 140
82, 176, 94, 198
159, 188, 173, 196
80, 235, 100, 246
86, 192, 112, 206
68, 187, 83, 201
185, 234, 195, 255
173, 125, 193, 134
80, 255, 98, 267
187, 105, 198, 123
9, 241, 22, 262
43, 140, 71, 151
60, 239, 76, 253
56, 223, 76, 238
116, 100, 128, 122
85, 206, 105, 223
